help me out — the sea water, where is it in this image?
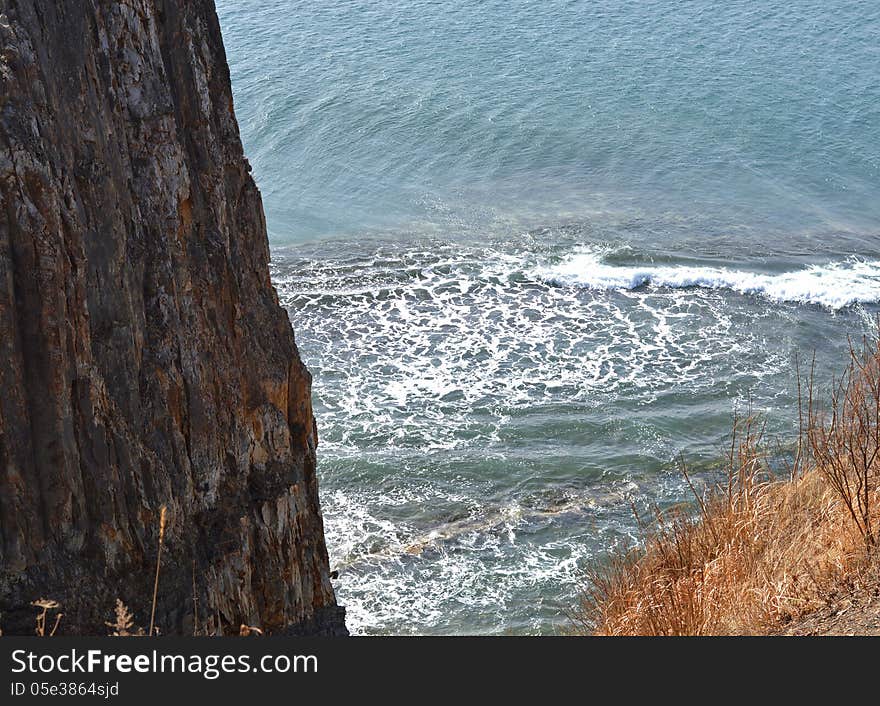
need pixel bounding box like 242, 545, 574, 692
215, 0, 880, 634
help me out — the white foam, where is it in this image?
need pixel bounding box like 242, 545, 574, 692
537, 251, 880, 310
272, 243, 794, 457
324, 485, 615, 635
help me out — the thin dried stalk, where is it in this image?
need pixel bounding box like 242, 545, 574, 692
149, 506, 167, 637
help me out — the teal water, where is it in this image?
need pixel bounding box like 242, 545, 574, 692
216, 1, 880, 634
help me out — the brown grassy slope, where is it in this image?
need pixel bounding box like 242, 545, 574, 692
575, 341, 880, 636
777, 561, 880, 635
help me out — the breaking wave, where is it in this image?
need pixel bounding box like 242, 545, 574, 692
537, 251, 880, 310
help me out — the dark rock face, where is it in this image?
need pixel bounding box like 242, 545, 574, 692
0, 0, 346, 635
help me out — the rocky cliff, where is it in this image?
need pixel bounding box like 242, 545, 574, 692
0, 0, 346, 635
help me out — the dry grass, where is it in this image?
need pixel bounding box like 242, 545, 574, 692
149, 505, 167, 637
106, 599, 145, 636
575, 339, 880, 636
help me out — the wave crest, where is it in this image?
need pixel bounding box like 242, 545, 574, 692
535, 252, 880, 310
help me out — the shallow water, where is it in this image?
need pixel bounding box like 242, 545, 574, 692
216, 1, 880, 634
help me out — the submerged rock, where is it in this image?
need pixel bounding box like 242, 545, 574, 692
0, 0, 346, 635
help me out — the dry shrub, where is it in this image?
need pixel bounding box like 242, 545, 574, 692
32, 599, 62, 637
576, 339, 880, 636
806, 337, 880, 550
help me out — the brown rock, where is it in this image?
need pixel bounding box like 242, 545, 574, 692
0, 0, 346, 635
